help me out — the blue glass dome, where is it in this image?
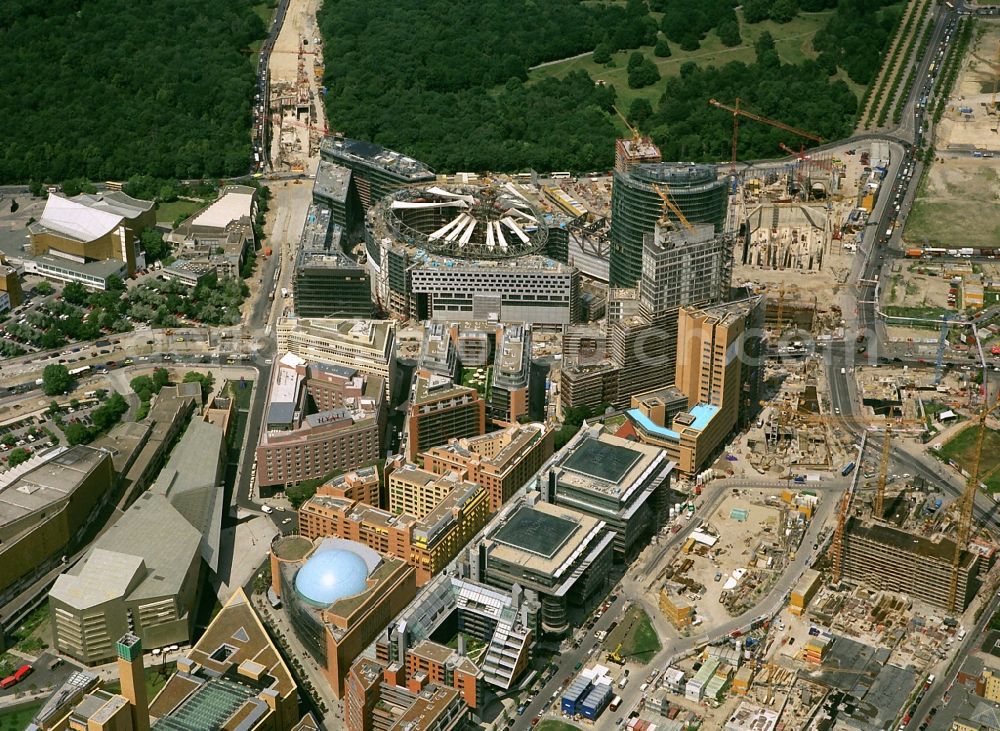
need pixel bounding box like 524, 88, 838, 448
295, 548, 370, 607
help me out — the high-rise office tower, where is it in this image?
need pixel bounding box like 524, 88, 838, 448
609, 164, 728, 288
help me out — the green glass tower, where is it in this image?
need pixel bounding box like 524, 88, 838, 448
609, 164, 728, 288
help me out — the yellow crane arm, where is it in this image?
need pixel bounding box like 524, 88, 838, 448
653, 183, 695, 232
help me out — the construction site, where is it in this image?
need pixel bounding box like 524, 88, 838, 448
657, 489, 821, 632
267, 0, 327, 174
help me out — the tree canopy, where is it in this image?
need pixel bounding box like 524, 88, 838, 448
317, 0, 898, 172
317, 0, 623, 173
0, 0, 266, 183
643, 50, 859, 162
42, 364, 72, 396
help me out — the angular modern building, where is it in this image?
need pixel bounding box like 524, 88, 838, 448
609, 163, 728, 288
314, 159, 360, 231
29, 191, 155, 281
405, 374, 486, 462
421, 423, 553, 512
626, 296, 765, 475
276, 317, 396, 399
612, 220, 734, 403
320, 136, 435, 213
559, 361, 620, 412
475, 497, 614, 634
365, 183, 579, 324
0, 446, 115, 609
148, 589, 302, 730
419, 322, 462, 381
387, 465, 464, 519
49, 491, 204, 665
317, 466, 381, 508
293, 203, 372, 319
545, 429, 674, 559
377, 572, 539, 696
256, 353, 385, 491
49, 420, 226, 665
269, 536, 417, 697
165, 185, 258, 279
345, 658, 468, 731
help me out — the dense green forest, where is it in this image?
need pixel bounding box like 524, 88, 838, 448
0, 0, 266, 183
645, 34, 860, 161
319, 0, 902, 172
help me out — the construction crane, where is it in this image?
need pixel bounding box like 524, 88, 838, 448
800, 415, 923, 581
613, 105, 642, 144
874, 425, 892, 520
709, 98, 824, 167
778, 142, 834, 170
652, 183, 695, 232
948, 388, 1000, 610
934, 314, 951, 385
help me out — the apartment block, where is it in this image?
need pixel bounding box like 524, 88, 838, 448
491, 323, 531, 425
276, 317, 396, 399
345, 658, 468, 731
388, 465, 464, 520
406, 373, 486, 462
298, 482, 490, 586
421, 423, 553, 511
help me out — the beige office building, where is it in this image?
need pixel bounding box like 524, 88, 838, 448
276, 318, 396, 398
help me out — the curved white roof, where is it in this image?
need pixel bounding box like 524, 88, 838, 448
39, 194, 124, 243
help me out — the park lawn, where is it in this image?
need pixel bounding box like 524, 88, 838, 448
938, 424, 1000, 492
528, 10, 835, 110
605, 605, 661, 664
155, 199, 205, 226
882, 305, 955, 322
536, 721, 582, 731
462, 366, 492, 401
0, 700, 43, 730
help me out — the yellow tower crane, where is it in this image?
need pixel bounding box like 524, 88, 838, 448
652, 183, 695, 232
949, 389, 1000, 610
799, 414, 923, 582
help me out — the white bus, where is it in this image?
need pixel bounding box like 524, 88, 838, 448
550, 171, 571, 179
69, 365, 91, 376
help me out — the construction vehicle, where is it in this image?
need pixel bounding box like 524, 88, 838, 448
708, 98, 824, 168
606, 643, 624, 665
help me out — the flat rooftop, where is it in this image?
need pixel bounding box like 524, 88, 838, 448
32, 254, 127, 279
321, 137, 434, 181
562, 437, 642, 485
314, 161, 352, 203
493, 504, 579, 559
412, 373, 477, 405
278, 318, 393, 355
191, 186, 255, 230
0, 446, 110, 527
847, 518, 976, 566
